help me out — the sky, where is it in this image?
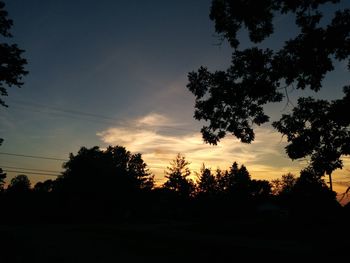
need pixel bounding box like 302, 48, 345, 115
1, 0, 349, 198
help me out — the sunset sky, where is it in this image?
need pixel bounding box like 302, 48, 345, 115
1, 0, 349, 197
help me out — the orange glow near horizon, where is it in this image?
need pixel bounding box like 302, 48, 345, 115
3, 112, 349, 205
97, 113, 350, 203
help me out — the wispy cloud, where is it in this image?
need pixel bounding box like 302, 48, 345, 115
97, 113, 305, 182
136, 113, 171, 127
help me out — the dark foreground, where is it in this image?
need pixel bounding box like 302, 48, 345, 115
1, 217, 349, 262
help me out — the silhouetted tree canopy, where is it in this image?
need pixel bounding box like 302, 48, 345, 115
0, 1, 27, 108
291, 168, 337, 207
7, 174, 31, 194
219, 162, 251, 196
271, 173, 297, 196
197, 162, 271, 199
250, 179, 271, 198
34, 179, 54, 193
0, 0, 27, 155
188, 0, 349, 144
197, 165, 217, 195
57, 146, 154, 195
273, 91, 350, 176
163, 153, 195, 197
220, 162, 271, 198
0, 168, 5, 192
187, 0, 349, 181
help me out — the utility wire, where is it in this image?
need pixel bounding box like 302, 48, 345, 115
3, 169, 60, 177
7, 100, 196, 133
0, 151, 166, 170
10, 99, 122, 122
10, 105, 118, 126
0, 165, 62, 174
0, 152, 67, 161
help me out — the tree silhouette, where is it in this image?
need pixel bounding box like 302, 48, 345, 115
0, 0, 26, 201
6, 174, 31, 194
34, 179, 54, 193
187, 0, 349, 188
188, 0, 349, 144
0, 1, 27, 108
105, 146, 154, 190
0, 1, 27, 174
58, 145, 154, 195
163, 153, 195, 197
215, 168, 227, 193
273, 94, 350, 190
224, 162, 251, 197
215, 162, 272, 201
196, 165, 217, 195
271, 173, 297, 196
250, 179, 271, 199
0, 168, 5, 192
291, 168, 338, 213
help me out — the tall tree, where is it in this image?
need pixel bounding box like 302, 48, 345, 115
6, 174, 31, 194
163, 153, 195, 197
291, 168, 337, 208
106, 146, 154, 190
187, 0, 349, 187
197, 165, 217, 195
249, 179, 271, 198
33, 179, 54, 193
271, 173, 297, 196
225, 162, 251, 197
0, 1, 27, 108
58, 145, 154, 195
0, 168, 5, 192
0, 1, 27, 149
273, 93, 350, 190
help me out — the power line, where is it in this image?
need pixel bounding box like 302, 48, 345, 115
7, 100, 197, 133
0, 165, 62, 174
3, 169, 59, 177
0, 163, 164, 172
10, 99, 122, 122
0, 151, 168, 170
0, 152, 67, 161
10, 105, 118, 126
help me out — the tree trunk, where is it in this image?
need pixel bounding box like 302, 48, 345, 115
328, 172, 333, 191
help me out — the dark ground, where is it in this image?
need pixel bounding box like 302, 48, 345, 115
1, 217, 349, 262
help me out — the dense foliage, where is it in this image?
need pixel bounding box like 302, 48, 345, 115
187, 0, 350, 178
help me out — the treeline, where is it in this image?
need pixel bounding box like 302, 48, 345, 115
0, 146, 347, 223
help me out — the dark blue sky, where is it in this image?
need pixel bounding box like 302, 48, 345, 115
1, 0, 349, 187
1, 0, 233, 182
6, 0, 229, 115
